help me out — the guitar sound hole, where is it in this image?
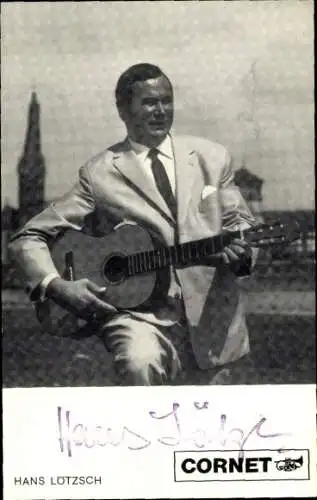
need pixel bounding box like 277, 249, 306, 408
103, 255, 126, 283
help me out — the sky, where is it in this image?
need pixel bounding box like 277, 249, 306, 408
1, 1, 314, 210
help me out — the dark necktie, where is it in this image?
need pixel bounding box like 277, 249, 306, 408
148, 148, 177, 220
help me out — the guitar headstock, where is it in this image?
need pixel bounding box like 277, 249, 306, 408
245, 220, 302, 248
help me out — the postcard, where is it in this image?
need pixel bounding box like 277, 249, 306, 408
2, 1, 315, 499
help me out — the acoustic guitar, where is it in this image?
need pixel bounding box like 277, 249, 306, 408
35, 220, 301, 336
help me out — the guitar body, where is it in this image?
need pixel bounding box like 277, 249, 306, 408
51, 222, 167, 309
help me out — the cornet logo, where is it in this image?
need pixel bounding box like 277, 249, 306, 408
174, 449, 310, 482
275, 455, 304, 472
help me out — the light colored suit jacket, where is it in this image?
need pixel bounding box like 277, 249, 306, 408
9, 134, 257, 369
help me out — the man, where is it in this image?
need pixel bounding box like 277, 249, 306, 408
10, 63, 258, 386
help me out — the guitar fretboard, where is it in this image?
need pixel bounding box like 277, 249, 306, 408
125, 230, 246, 276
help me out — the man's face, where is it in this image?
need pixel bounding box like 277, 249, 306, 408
120, 75, 174, 147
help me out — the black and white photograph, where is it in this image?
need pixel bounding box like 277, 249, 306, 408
2, 1, 315, 390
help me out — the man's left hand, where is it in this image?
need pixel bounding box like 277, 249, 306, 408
205, 238, 253, 276
221, 238, 248, 263
221, 238, 253, 276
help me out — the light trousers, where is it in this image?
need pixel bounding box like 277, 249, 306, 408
99, 312, 200, 385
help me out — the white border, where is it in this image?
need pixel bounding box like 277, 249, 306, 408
3, 384, 317, 498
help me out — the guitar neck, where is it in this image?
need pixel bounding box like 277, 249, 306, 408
126, 229, 246, 276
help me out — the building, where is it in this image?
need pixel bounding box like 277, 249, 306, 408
1, 200, 18, 265
234, 166, 264, 216
2, 92, 46, 287
3, 91, 46, 239
17, 91, 46, 227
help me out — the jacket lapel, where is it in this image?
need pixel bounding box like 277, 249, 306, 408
172, 135, 197, 226
112, 139, 175, 226
112, 136, 197, 228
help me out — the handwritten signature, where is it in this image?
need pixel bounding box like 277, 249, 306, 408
57, 401, 290, 458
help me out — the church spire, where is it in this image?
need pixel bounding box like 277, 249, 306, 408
17, 91, 46, 226
22, 91, 41, 156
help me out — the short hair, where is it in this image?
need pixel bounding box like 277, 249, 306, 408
115, 63, 172, 110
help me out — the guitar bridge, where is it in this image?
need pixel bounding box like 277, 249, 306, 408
63, 251, 75, 281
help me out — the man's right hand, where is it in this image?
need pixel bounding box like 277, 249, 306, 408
46, 277, 117, 321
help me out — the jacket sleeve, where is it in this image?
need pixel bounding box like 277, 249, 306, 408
219, 150, 259, 271
219, 150, 257, 231
9, 165, 96, 295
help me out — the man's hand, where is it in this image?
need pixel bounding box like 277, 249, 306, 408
205, 238, 253, 276
221, 238, 248, 263
46, 277, 117, 321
